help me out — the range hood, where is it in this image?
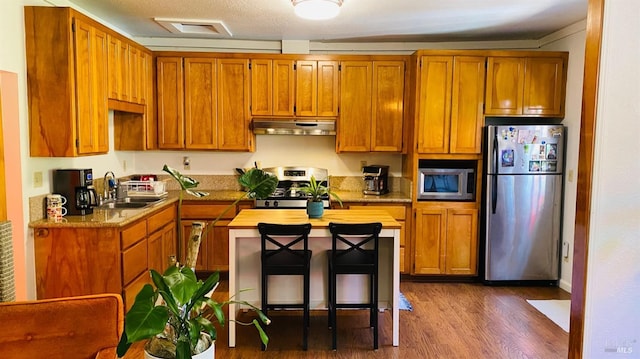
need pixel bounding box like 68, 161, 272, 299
252, 118, 336, 136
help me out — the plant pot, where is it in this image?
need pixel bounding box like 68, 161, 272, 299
306, 200, 324, 218
144, 337, 215, 359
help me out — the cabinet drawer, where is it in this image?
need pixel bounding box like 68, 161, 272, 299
122, 238, 148, 285
123, 272, 149, 311
182, 203, 237, 219
148, 204, 176, 234
121, 220, 147, 249
348, 205, 406, 220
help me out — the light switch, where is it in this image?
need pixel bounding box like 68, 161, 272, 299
568, 170, 574, 182
33, 171, 43, 188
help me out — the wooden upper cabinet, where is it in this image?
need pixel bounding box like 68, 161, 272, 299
485, 57, 524, 115
25, 7, 110, 156
338, 61, 373, 152
416, 55, 485, 154
217, 58, 252, 151
523, 57, 566, 116
296, 60, 339, 117
295, 60, 317, 116
157, 57, 253, 151
251, 59, 294, 116
118, 41, 131, 102
450, 56, 486, 154
185, 58, 218, 150
371, 61, 405, 152
157, 57, 184, 149
73, 18, 108, 155
106, 35, 120, 100
485, 55, 566, 117
416, 56, 453, 154
128, 46, 140, 104
250, 59, 273, 116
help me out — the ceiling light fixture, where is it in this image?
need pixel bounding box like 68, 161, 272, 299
292, 0, 343, 21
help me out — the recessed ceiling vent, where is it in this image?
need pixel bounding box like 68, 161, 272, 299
154, 18, 232, 37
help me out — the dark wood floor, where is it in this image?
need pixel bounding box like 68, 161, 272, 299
124, 279, 570, 359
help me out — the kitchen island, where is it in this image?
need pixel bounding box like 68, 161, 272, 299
227, 209, 402, 347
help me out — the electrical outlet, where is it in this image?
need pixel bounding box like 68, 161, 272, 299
360, 160, 367, 168
183, 156, 191, 170
33, 171, 43, 188
568, 170, 574, 182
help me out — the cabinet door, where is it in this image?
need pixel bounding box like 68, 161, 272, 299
119, 41, 130, 102
416, 56, 453, 154
206, 220, 231, 271
450, 56, 486, 154
217, 59, 252, 151
129, 46, 140, 104
74, 19, 108, 155
485, 57, 525, 115
185, 58, 218, 149
296, 60, 317, 116
523, 57, 565, 116
317, 61, 339, 117
149, 222, 177, 272
137, 49, 149, 106
445, 209, 478, 275
106, 35, 120, 100
372, 61, 405, 152
273, 60, 295, 116
337, 61, 372, 152
413, 208, 446, 274
250, 59, 272, 116
157, 57, 185, 149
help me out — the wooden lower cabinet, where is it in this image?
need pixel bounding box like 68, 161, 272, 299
413, 207, 478, 275
342, 203, 410, 274
180, 201, 250, 272
34, 203, 177, 311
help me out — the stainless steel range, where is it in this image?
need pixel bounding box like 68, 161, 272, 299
255, 167, 331, 209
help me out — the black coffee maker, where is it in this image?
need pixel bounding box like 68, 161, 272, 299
362, 165, 389, 195
53, 169, 98, 215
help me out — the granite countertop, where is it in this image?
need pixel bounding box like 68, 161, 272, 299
29, 189, 411, 229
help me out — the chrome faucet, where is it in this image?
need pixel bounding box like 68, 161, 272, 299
103, 171, 117, 200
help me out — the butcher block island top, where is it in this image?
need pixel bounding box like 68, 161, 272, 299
227, 208, 402, 228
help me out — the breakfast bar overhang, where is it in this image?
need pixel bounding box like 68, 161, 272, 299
227, 209, 402, 347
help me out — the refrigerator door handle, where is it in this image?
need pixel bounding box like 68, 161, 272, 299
492, 128, 498, 213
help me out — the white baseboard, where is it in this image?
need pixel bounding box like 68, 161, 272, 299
559, 279, 572, 293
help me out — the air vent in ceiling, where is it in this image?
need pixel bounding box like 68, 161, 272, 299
154, 18, 232, 37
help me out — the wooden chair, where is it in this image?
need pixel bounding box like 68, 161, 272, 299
258, 222, 313, 350
327, 222, 382, 350
0, 293, 124, 359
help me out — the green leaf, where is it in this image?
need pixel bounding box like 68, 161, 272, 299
116, 330, 131, 357
164, 266, 199, 306
175, 339, 192, 359
253, 318, 270, 347
150, 269, 179, 315
123, 284, 170, 343
185, 272, 219, 314
239, 169, 278, 199
163, 165, 200, 191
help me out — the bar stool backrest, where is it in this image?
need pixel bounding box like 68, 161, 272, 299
328, 222, 382, 266
258, 223, 312, 262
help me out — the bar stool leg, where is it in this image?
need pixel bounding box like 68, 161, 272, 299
261, 273, 268, 351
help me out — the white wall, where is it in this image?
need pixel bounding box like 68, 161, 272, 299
540, 23, 586, 293
583, 0, 640, 356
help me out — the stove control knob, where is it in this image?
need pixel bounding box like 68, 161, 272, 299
273, 201, 279, 208
264, 200, 270, 208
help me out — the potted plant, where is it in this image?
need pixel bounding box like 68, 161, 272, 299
116, 165, 279, 359
298, 175, 343, 218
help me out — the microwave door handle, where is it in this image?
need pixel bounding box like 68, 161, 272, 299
491, 128, 498, 213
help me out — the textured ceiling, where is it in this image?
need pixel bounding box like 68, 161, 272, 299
67, 0, 588, 43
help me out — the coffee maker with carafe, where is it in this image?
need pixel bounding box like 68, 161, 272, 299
53, 169, 98, 215
362, 165, 389, 195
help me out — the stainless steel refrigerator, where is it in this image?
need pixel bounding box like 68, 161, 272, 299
484, 125, 564, 283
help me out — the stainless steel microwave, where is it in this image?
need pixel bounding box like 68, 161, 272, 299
417, 160, 476, 201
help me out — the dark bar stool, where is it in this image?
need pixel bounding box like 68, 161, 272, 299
327, 222, 383, 350
258, 222, 313, 350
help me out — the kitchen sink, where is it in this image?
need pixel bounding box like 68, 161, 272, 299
98, 197, 164, 210
100, 201, 149, 209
